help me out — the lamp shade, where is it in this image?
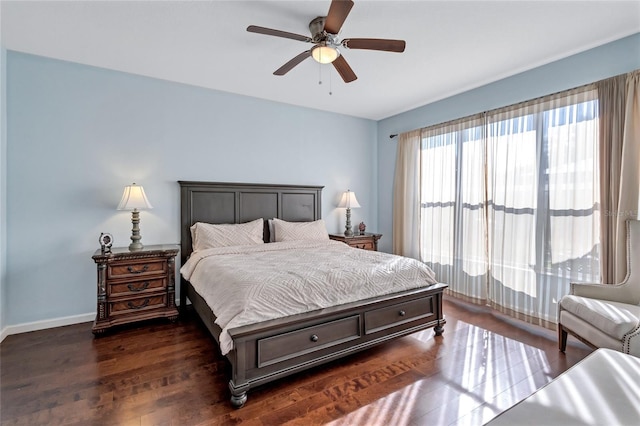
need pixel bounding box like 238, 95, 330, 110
117, 183, 153, 211
337, 190, 361, 209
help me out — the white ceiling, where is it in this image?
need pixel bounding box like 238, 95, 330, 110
2, 1, 639, 120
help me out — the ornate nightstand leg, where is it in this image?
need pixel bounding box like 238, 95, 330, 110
92, 327, 106, 336
93, 263, 108, 334
167, 256, 177, 309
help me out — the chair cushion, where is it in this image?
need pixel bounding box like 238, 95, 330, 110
560, 295, 640, 339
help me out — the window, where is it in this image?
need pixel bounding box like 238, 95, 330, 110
419, 88, 600, 324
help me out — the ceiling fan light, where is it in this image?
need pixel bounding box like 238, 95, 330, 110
311, 45, 339, 64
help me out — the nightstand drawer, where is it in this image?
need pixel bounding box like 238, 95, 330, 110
109, 294, 167, 316
349, 241, 374, 250
364, 296, 435, 334
108, 277, 167, 297
328, 233, 382, 252
108, 259, 166, 279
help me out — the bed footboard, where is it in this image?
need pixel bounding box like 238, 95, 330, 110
225, 283, 447, 407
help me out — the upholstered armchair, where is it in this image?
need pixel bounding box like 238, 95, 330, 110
558, 220, 640, 357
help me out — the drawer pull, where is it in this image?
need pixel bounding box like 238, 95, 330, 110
399, 310, 406, 316
127, 281, 150, 292
127, 298, 150, 310
310, 334, 319, 342
127, 265, 149, 274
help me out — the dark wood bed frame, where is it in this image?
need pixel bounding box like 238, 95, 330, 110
179, 181, 447, 407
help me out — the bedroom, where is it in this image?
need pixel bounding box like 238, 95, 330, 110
1, 0, 640, 424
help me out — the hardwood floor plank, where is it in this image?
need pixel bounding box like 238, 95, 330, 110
1, 298, 592, 425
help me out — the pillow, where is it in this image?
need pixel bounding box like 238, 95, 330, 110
271, 218, 329, 242
191, 218, 264, 251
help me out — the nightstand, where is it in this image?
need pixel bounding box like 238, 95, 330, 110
92, 244, 179, 334
329, 233, 382, 251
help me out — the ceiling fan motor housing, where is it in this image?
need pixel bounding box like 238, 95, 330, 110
309, 16, 340, 46
309, 17, 327, 40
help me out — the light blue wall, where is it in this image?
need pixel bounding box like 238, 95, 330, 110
5, 51, 377, 325
1, 48, 7, 334
5, 32, 639, 328
376, 33, 640, 253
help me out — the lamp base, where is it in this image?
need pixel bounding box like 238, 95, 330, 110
129, 210, 144, 251
344, 207, 354, 237
129, 242, 144, 251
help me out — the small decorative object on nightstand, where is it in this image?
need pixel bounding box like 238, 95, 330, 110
329, 232, 382, 251
99, 232, 113, 254
92, 244, 179, 335
358, 222, 366, 235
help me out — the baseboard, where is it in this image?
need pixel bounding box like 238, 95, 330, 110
0, 297, 192, 343
0, 312, 95, 342
0, 297, 193, 343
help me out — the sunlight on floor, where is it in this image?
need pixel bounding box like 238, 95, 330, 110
328, 320, 556, 426
326, 380, 423, 426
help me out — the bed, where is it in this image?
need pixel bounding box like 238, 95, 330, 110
178, 181, 447, 407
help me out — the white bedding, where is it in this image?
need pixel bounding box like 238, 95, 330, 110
180, 240, 437, 355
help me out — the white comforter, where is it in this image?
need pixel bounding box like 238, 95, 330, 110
180, 240, 437, 355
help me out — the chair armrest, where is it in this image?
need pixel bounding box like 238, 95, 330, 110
570, 281, 640, 304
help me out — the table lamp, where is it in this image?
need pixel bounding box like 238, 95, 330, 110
117, 183, 153, 251
337, 190, 361, 237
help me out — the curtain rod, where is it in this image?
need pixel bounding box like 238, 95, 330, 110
385, 75, 616, 142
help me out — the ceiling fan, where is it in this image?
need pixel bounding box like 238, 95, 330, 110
247, 0, 406, 83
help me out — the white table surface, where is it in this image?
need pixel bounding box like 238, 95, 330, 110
487, 348, 640, 425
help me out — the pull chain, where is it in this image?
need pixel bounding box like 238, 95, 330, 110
329, 67, 333, 96
317, 62, 333, 96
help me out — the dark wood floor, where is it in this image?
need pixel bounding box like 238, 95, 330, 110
0, 297, 592, 426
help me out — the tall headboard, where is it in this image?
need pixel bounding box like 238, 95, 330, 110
178, 181, 324, 265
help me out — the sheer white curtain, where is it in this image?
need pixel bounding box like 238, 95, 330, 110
486, 88, 600, 325
419, 115, 488, 303
402, 87, 601, 325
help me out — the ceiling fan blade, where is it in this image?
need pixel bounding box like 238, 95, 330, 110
324, 0, 354, 34
274, 50, 312, 76
332, 55, 357, 83
247, 25, 312, 43
342, 38, 406, 52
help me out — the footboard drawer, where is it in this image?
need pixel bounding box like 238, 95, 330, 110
364, 296, 435, 334
257, 315, 361, 367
